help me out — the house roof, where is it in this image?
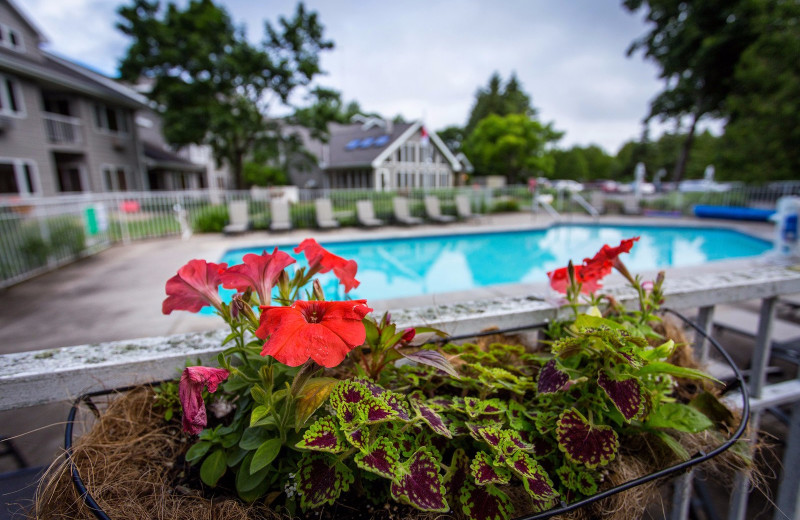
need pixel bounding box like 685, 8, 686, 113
143, 141, 205, 173
325, 121, 414, 169
4, 0, 48, 44
320, 120, 461, 171
0, 48, 148, 109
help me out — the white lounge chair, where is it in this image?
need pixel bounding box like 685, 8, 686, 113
356, 200, 384, 227
392, 197, 423, 225
424, 196, 455, 223
454, 194, 475, 220
315, 198, 340, 229
269, 199, 292, 231
223, 200, 250, 235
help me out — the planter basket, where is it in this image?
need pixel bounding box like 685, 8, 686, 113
59, 309, 749, 520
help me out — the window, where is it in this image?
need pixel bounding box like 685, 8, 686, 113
0, 74, 25, 117
0, 159, 39, 196
102, 165, 130, 191
0, 23, 24, 52
93, 104, 129, 135
57, 164, 84, 193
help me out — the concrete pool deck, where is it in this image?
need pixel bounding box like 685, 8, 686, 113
0, 212, 778, 355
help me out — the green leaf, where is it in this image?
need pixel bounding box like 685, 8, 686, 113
200, 449, 226, 487
164, 408, 173, 421
222, 331, 239, 346
411, 326, 448, 337
271, 388, 289, 405
250, 405, 274, 427
250, 438, 282, 474
637, 361, 721, 384
250, 385, 270, 405
646, 402, 714, 433
573, 314, 624, 331
227, 447, 248, 467
637, 340, 675, 362
650, 430, 690, 461
236, 453, 270, 493
364, 316, 380, 347
185, 441, 212, 463
295, 377, 338, 428
239, 426, 274, 450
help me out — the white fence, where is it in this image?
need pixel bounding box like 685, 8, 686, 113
0, 183, 791, 289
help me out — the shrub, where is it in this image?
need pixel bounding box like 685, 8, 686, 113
192, 205, 229, 233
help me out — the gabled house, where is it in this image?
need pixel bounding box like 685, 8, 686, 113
288, 118, 462, 191
0, 0, 207, 197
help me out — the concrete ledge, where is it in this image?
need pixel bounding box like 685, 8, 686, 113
2, 265, 800, 411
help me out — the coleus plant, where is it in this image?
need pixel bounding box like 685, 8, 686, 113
161, 236, 729, 519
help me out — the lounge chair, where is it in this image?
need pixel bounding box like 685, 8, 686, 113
315, 198, 340, 229
269, 199, 292, 231
424, 196, 455, 223
223, 200, 250, 235
356, 200, 384, 227
392, 197, 423, 225
454, 194, 475, 220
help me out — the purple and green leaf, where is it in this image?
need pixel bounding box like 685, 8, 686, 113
556, 408, 618, 469
295, 416, 346, 454
401, 349, 460, 378
505, 450, 558, 500
444, 449, 470, 503
538, 359, 569, 394
597, 370, 644, 421
381, 391, 411, 421
470, 451, 511, 486
556, 464, 599, 496
410, 399, 452, 438
354, 438, 399, 479
345, 426, 369, 450
296, 452, 354, 510
459, 483, 515, 520
390, 448, 449, 512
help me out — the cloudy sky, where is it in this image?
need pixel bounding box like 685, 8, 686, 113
23, 0, 675, 154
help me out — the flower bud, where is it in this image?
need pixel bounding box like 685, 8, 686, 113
312, 279, 325, 301
401, 328, 416, 343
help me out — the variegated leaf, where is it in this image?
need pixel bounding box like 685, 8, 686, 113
410, 399, 452, 438
391, 448, 448, 512
354, 438, 399, 479
597, 370, 644, 421
556, 408, 618, 468
538, 359, 569, 394
296, 452, 354, 510
470, 451, 510, 485
459, 482, 515, 520
295, 416, 346, 453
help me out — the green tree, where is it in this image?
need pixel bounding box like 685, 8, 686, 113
623, 0, 763, 183
552, 148, 589, 181
117, 0, 333, 189
465, 72, 535, 136
463, 113, 562, 183
436, 125, 466, 155
720, 1, 800, 182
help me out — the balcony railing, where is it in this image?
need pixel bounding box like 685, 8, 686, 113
42, 112, 82, 144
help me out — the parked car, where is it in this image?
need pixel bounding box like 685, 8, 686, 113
678, 180, 733, 193
553, 180, 584, 192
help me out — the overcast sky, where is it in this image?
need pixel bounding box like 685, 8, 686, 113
23, 0, 676, 154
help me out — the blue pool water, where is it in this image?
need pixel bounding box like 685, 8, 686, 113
218, 224, 771, 303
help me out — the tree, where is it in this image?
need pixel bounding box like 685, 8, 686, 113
436, 125, 466, 155
117, 0, 333, 189
462, 113, 562, 183
720, 1, 800, 182
464, 72, 535, 136
623, 0, 763, 183
552, 148, 589, 181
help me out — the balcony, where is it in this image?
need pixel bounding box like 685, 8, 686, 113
42, 112, 82, 145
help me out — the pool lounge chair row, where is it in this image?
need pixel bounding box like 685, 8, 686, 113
223, 195, 475, 234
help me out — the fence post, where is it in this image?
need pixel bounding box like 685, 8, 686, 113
693, 305, 716, 363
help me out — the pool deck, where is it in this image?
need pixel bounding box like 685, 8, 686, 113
0, 212, 777, 355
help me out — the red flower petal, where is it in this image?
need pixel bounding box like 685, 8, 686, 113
179, 366, 229, 434
257, 300, 373, 367
295, 238, 361, 293
162, 259, 227, 314
220, 247, 295, 304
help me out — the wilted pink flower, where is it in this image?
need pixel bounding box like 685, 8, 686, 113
220, 248, 296, 305
641, 280, 654, 292
179, 366, 230, 435
162, 259, 227, 314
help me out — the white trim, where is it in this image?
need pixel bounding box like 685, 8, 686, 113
0, 22, 26, 53
0, 157, 40, 197
5, 0, 49, 44
101, 163, 132, 192
371, 120, 422, 168
0, 73, 26, 118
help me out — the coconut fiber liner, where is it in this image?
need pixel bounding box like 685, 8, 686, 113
34, 318, 755, 520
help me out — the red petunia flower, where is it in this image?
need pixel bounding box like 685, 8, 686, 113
294, 238, 360, 293
162, 259, 227, 314
256, 300, 373, 367
179, 366, 230, 434
548, 237, 639, 295
220, 247, 295, 305
548, 265, 604, 295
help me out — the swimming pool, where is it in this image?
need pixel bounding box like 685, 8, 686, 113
219, 224, 772, 302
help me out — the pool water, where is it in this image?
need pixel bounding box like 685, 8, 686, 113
218, 224, 771, 303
